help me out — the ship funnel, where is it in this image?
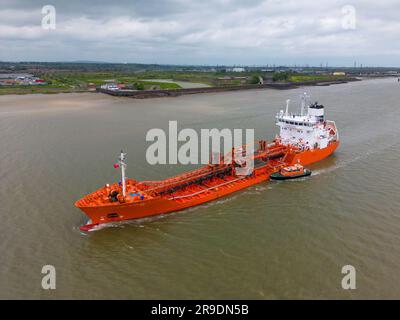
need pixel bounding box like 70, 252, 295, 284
308, 102, 325, 122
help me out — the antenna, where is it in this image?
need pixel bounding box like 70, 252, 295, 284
300, 92, 306, 116
119, 150, 127, 198
285, 99, 290, 116
300, 92, 310, 116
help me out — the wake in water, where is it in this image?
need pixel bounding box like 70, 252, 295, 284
312, 139, 400, 176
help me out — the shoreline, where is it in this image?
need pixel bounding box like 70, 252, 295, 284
0, 77, 362, 98
97, 78, 361, 99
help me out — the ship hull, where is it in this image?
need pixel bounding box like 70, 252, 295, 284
288, 141, 339, 166
77, 141, 339, 231
78, 173, 269, 230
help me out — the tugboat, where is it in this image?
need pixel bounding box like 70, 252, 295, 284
270, 163, 311, 180
75, 93, 339, 231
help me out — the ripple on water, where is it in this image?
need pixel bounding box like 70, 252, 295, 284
2, 80, 400, 298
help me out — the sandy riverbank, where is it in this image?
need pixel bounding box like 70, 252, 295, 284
0, 92, 116, 114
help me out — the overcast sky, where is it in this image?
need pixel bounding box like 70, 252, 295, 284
0, 0, 399, 66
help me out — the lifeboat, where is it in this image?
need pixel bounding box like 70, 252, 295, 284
270, 163, 311, 180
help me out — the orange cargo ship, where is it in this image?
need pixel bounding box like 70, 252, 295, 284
76, 95, 339, 231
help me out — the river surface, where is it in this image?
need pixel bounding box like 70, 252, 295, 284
1, 78, 400, 299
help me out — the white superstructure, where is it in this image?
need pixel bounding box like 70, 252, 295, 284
276, 93, 339, 150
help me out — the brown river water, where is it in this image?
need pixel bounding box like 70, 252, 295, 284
0, 78, 400, 299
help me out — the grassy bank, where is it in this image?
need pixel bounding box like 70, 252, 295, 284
289, 74, 348, 82
0, 70, 355, 95
0, 72, 183, 95
42, 72, 183, 89
0, 85, 87, 95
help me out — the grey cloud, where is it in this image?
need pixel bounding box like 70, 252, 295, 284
0, 0, 399, 66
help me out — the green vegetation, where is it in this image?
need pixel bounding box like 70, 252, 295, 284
0, 72, 184, 95
0, 70, 250, 95
289, 74, 347, 82
0, 61, 353, 95
272, 72, 290, 82
250, 75, 261, 84
41, 72, 188, 89
136, 81, 181, 89
134, 82, 145, 90
0, 84, 86, 95
270, 72, 349, 83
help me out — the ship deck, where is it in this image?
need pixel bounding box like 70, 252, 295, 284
75, 142, 290, 208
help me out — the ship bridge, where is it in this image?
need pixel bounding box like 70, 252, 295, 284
275, 95, 336, 150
